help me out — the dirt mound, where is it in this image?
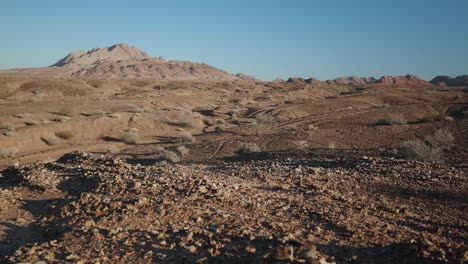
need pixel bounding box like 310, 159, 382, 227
373, 74, 432, 88
430, 75, 468, 87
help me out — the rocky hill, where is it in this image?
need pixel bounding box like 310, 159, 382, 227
57, 44, 241, 80
326, 76, 377, 86
430, 75, 468, 87
70, 58, 238, 80
373, 74, 432, 88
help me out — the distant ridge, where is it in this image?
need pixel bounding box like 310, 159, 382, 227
280, 74, 436, 88
326, 76, 376, 86
430, 75, 468, 87
373, 74, 432, 87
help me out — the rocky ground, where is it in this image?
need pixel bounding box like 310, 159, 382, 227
0, 149, 466, 263
0, 72, 467, 263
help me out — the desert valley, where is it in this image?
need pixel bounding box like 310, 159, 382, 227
0, 44, 466, 263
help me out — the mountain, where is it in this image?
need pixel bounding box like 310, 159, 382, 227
55, 44, 239, 80
0, 44, 247, 81
52, 44, 153, 68
373, 74, 432, 88
430, 75, 468, 87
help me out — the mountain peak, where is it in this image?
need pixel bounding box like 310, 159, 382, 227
51, 43, 152, 67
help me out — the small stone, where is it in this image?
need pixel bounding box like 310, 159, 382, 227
319, 257, 328, 264
311, 167, 322, 174
188, 245, 197, 253
133, 181, 142, 189
65, 254, 79, 260
16, 217, 26, 224
303, 249, 317, 259
196, 257, 208, 263
315, 226, 323, 234
83, 219, 95, 229
246, 245, 256, 253
274, 246, 293, 261
199, 186, 208, 193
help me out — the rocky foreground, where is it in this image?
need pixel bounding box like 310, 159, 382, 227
0, 151, 467, 263
0, 152, 468, 263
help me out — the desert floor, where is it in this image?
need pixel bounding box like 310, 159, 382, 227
0, 78, 467, 263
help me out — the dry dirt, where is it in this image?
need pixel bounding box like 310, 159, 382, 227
0, 77, 467, 263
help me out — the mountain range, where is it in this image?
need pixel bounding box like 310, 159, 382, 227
0, 43, 466, 87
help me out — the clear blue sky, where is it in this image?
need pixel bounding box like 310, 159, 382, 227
1, 0, 467, 81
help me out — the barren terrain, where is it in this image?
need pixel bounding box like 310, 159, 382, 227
0, 44, 467, 263
0, 76, 466, 263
